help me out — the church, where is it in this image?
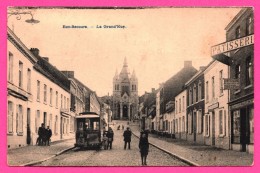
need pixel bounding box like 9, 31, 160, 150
112, 58, 139, 120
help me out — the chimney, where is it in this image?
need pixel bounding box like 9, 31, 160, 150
151, 88, 155, 93
30, 48, 40, 56
184, 61, 192, 68
61, 71, 74, 78
42, 57, 49, 62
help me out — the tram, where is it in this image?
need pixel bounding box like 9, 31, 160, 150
75, 112, 102, 149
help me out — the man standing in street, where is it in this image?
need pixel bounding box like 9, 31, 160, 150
123, 127, 132, 149
107, 127, 114, 149
37, 123, 45, 146
46, 126, 52, 146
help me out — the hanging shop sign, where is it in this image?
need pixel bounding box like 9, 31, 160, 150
223, 78, 240, 90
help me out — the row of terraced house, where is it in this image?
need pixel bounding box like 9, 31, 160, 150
139, 8, 254, 153
7, 27, 111, 149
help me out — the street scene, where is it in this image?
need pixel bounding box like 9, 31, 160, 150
7, 7, 254, 167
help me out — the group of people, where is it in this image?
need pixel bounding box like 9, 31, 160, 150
37, 123, 52, 146
123, 127, 149, 166
102, 127, 114, 150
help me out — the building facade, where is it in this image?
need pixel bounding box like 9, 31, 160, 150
226, 8, 254, 153
175, 89, 187, 140
186, 67, 205, 144
204, 60, 230, 149
7, 28, 38, 148
112, 58, 138, 120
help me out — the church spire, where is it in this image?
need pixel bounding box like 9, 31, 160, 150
131, 69, 137, 79
119, 57, 130, 79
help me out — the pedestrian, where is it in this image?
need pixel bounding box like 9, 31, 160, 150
122, 125, 124, 130
102, 132, 108, 150
123, 127, 132, 149
37, 123, 45, 146
139, 133, 149, 166
107, 127, 114, 149
46, 126, 52, 146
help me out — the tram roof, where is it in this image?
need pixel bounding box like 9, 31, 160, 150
76, 112, 99, 118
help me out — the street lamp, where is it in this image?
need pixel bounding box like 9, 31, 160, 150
8, 10, 40, 24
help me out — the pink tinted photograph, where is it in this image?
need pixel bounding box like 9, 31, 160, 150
0, 0, 259, 173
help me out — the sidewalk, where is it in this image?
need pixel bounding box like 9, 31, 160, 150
130, 125, 253, 166
7, 138, 75, 166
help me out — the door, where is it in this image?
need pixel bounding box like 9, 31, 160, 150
60, 117, 63, 139
43, 112, 47, 126
123, 105, 128, 118
212, 111, 215, 146
240, 108, 248, 152
27, 108, 31, 145
193, 111, 196, 142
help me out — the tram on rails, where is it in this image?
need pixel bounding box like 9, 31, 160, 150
75, 112, 102, 149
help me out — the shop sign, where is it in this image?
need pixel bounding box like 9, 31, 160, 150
211, 34, 254, 56
208, 102, 219, 112
223, 78, 240, 90
230, 99, 254, 110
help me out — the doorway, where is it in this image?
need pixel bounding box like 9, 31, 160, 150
193, 111, 197, 142
212, 111, 215, 146
123, 105, 128, 118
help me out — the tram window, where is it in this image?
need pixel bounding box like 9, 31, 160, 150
78, 122, 84, 131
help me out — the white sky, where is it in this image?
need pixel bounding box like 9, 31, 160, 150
8, 7, 242, 96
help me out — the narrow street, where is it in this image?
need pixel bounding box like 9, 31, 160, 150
35, 124, 188, 166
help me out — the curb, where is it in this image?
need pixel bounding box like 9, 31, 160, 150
132, 132, 200, 166
20, 146, 75, 166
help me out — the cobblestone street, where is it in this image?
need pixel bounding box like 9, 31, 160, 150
35, 124, 188, 166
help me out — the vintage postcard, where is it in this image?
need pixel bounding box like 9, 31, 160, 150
2, 2, 258, 173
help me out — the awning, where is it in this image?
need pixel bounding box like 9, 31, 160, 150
212, 54, 232, 66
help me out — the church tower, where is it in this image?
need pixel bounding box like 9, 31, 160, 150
112, 58, 138, 120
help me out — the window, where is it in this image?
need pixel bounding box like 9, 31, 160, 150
232, 110, 240, 143
212, 77, 215, 99
182, 116, 185, 132
189, 88, 192, 105
35, 110, 40, 133
55, 115, 58, 134
115, 85, 117, 90
176, 100, 178, 114
179, 117, 181, 132
50, 88, 53, 106
193, 84, 197, 103
19, 61, 23, 88
249, 107, 254, 144
206, 81, 209, 102
8, 101, 13, 133
197, 110, 202, 133
246, 16, 253, 35
43, 84, 47, 103
67, 98, 70, 110
198, 81, 202, 100
61, 94, 63, 108
8, 52, 13, 82
219, 110, 224, 135
205, 114, 210, 136
17, 105, 23, 134
64, 96, 66, 109
219, 70, 223, 95
235, 26, 241, 38
175, 119, 178, 133
246, 57, 253, 86
37, 81, 40, 101
179, 98, 181, 113
56, 91, 58, 107
49, 114, 52, 129
235, 65, 241, 79
188, 113, 192, 134
27, 69, 31, 93
182, 96, 185, 111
